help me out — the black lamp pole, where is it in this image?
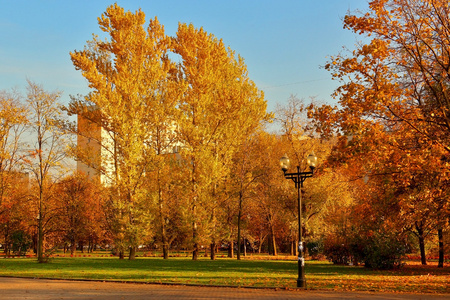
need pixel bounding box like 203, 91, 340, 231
280, 154, 317, 288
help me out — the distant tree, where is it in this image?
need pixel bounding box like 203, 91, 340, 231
23, 81, 68, 263
227, 133, 264, 260
0, 172, 31, 256
56, 172, 106, 255
0, 89, 29, 253
276, 96, 336, 255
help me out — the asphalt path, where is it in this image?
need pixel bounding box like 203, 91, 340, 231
0, 277, 447, 300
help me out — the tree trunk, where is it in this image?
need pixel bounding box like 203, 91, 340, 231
192, 220, 198, 260
259, 234, 267, 254
258, 237, 261, 254
243, 238, 247, 257
269, 220, 277, 256
129, 246, 136, 260
70, 240, 76, 255
228, 240, 234, 258
37, 125, 45, 263
191, 158, 199, 261
416, 223, 427, 265
161, 217, 169, 259
438, 228, 444, 268
119, 251, 124, 259
32, 231, 37, 254
237, 196, 243, 260
37, 206, 44, 262
210, 240, 216, 260
419, 234, 427, 265
158, 177, 169, 260
3, 231, 9, 255
268, 236, 273, 255
162, 238, 169, 260
271, 233, 277, 256
192, 245, 198, 260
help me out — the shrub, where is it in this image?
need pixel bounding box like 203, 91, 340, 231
349, 230, 406, 269
323, 236, 351, 265
307, 240, 324, 260
11, 230, 32, 256
324, 230, 406, 269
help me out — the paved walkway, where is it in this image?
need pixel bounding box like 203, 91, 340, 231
0, 277, 447, 300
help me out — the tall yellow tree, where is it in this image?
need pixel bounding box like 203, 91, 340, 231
68, 4, 269, 260
173, 23, 269, 260
68, 4, 179, 259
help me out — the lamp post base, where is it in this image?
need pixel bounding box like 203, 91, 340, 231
298, 255, 306, 288
297, 278, 306, 288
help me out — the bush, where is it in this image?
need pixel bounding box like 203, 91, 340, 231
323, 237, 351, 265
11, 230, 32, 256
307, 240, 323, 258
355, 231, 406, 269
324, 230, 406, 269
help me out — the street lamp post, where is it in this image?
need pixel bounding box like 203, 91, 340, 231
280, 153, 317, 288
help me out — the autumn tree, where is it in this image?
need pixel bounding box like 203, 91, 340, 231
345, 0, 450, 151
308, 0, 450, 267
0, 90, 29, 253
239, 132, 290, 256
55, 172, 107, 255
23, 81, 68, 263
173, 23, 269, 260
143, 66, 182, 260
145, 152, 189, 259
276, 96, 320, 163
68, 4, 269, 261
276, 96, 337, 256
225, 132, 265, 259
0, 90, 28, 200
315, 0, 450, 148
0, 172, 32, 256
68, 4, 179, 259
307, 167, 356, 257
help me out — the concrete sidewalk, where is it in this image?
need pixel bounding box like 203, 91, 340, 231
0, 277, 447, 300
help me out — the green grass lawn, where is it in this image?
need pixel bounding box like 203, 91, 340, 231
0, 255, 448, 294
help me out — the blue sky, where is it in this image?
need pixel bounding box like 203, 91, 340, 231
0, 0, 368, 112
